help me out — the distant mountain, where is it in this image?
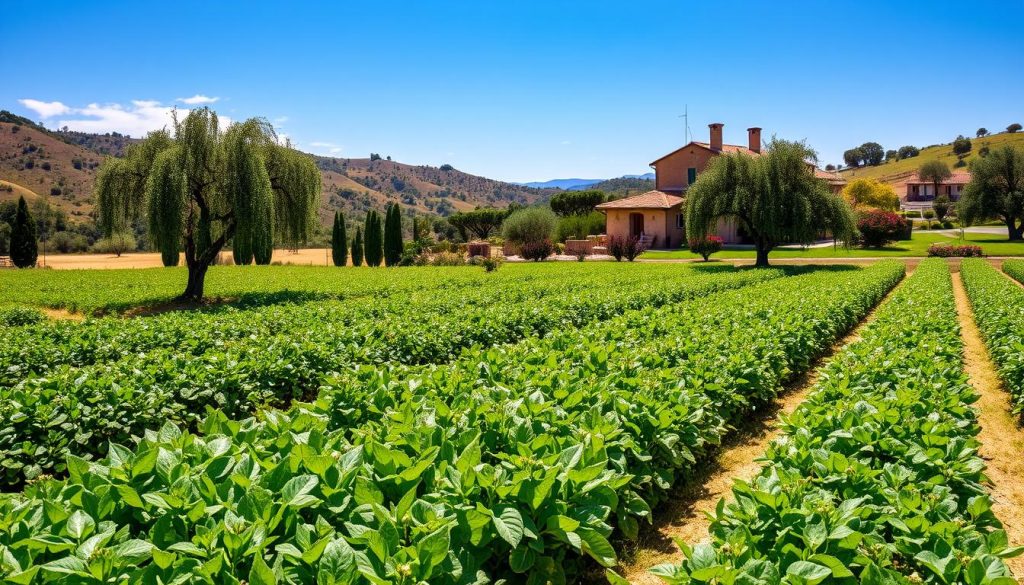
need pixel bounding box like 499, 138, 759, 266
519, 172, 655, 191
518, 178, 604, 190
584, 176, 655, 198
0, 111, 555, 228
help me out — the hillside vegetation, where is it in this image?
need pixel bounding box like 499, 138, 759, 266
839, 130, 1024, 184
0, 112, 551, 228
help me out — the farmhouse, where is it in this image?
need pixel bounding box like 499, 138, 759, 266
904, 170, 970, 201
598, 123, 845, 247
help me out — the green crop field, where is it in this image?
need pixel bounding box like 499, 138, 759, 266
0, 260, 1022, 585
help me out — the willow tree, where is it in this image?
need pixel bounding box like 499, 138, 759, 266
96, 108, 321, 299
686, 139, 856, 267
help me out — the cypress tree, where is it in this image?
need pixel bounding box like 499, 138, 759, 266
10, 196, 38, 268
384, 204, 403, 266
233, 234, 253, 266
412, 214, 421, 243
331, 211, 348, 266
161, 247, 179, 267
364, 210, 383, 267
351, 227, 364, 266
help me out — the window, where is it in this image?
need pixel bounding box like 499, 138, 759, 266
676, 213, 684, 228
687, 167, 697, 184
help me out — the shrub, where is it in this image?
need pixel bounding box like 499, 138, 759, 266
49, 231, 89, 253
501, 207, 556, 246
942, 220, 954, 229
431, 251, 466, 266
49, 187, 61, 196
90, 232, 137, 256
932, 194, 951, 221
857, 209, 907, 248
555, 211, 605, 242
0, 306, 45, 327
841, 178, 899, 211
928, 243, 983, 257
520, 239, 554, 261
481, 256, 501, 272
607, 235, 646, 262
923, 209, 935, 219
688, 236, 724, 261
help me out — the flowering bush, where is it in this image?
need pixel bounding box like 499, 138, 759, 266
520, 239, 554, 261
857, 209, 908, 248
607, 235, 646, 262
688, 236, 724, 261
927, 243, 983, 257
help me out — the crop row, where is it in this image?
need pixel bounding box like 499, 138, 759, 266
0, 262, 904, 584
0, 264, 759, 384
1003, 259, 1024, 286
0, 262, 642, 315
0, 266, 783, 487
960, 259, 1024, 417
652, 259, 1021, 585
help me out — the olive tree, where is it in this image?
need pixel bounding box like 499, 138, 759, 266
918, 160, 952, 201
96, 108, 320, 300
686, 139, 856, 268
959, 145, 1024, 240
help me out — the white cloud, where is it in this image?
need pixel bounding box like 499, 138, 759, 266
273, 116, 289, 124
18, 99, 71, 118
560, 140, 571, 145
309, 141, 343, 154
51, 101, 181, 137
178, 94, 220, 105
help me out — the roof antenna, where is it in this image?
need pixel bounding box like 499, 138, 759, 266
678, 105, 692, 144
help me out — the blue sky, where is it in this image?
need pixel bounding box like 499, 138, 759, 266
2, 0, 1021, 182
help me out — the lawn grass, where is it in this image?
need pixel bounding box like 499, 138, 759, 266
643, 230, 1024, 260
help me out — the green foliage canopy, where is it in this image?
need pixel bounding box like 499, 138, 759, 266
10, 196, 37, 268
549, 190, 606, 216
383, 204, 404, 266
958, 145, 1024, 240
95, 108, 320, 298
446, 207, 507, 240
686, 138, 856, 267
331, 211, 348, 266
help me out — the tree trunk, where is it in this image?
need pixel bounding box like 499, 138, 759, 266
180, 262, 209, 301
1008, 218, 1024, 241
754, 245, 771, 268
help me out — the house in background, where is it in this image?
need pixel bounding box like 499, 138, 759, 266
597, 123, 845, 247
595, 191, 685, 249
904, 170, 970, 201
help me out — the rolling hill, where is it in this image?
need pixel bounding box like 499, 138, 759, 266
0, 111, 553, 228
838, 130, 1024, 185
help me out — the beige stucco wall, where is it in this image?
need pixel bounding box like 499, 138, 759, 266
603, 208, 741, 247
603, 206, 684, 249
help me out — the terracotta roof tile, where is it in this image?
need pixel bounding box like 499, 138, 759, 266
596, 190, 684, 210
904, 170, 971, 185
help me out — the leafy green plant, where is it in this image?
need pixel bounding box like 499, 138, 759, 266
961, 259, 1024, 417
0, 264, 905, 583
652, 260, 1020, 585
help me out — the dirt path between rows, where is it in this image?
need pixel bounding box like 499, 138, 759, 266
951, 271, 1024, 577
617, 269, 911, 584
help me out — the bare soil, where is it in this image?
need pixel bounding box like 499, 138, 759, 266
36, 248, 340, 270
617, 271, 906, 584
951, 270, 1024, 577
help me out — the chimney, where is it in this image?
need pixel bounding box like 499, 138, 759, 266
747, 127, 762, 153
708, 123, 724, 151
